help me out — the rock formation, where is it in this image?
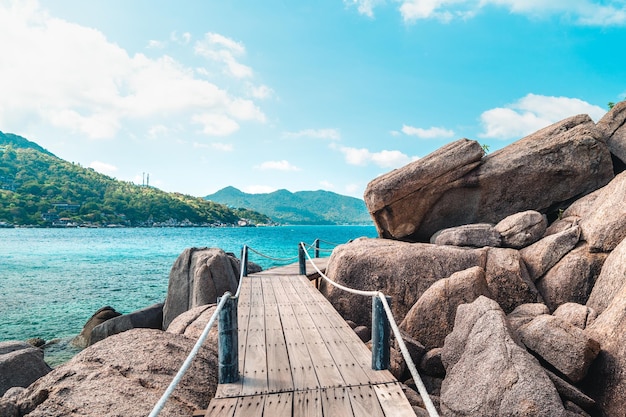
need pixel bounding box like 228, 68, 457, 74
325, 103, 626, 416
162, 247, 241, 329
1, 329, 218, 417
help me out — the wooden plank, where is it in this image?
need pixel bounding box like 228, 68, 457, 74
347, 385, 386, 417
320, 387, 354, 417
293, 389, 323, 417
232, 394, 265, 417
295, 275, 396, 385
262, 392, 292, 417
373, 383, 418, 417
273, 278, 321, 391
241, 278, 268, 396
279, 276, 345, 389
261, 277, 294, 393
286, 276, 372, 387
203, 397, 238, 417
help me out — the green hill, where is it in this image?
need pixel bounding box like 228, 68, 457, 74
205, 186, 373, 225
0, 131, 272, 227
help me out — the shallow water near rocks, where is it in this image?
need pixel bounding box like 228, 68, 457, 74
0, 225, 376, 366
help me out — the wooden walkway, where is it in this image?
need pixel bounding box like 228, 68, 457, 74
200, 259, 417, 417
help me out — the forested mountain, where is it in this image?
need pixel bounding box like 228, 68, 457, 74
205, 186, 373, 225
0, 132, 272, 227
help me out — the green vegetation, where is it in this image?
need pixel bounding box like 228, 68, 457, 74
205, 186, 373, 225
608, 102, 615, 110
0, 131, 272, 227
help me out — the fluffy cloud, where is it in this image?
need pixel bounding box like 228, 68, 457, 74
242, 185, 277, 194
479, 93, 606, 139
349, 0, 626, 26
0, 2, 266, 140
401, 125, 455, 139
333, 144, 416, 168
89, 161, 118, 175
283, 128, 341, 140
194, 32, 253, 79
255, 160, 301, 171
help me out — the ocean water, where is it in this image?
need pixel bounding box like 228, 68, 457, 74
0, 225, 376, 365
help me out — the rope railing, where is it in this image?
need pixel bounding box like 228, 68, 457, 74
150, 238, 436, 416
300, 242, 440, 417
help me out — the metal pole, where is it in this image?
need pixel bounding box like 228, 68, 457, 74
218, 296, 238, 383
314, 239, 320, 258
372, 295, 391, 370
240, 245, 248, 277
298, 243, 306, 275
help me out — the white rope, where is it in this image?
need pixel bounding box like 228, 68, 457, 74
378, 293, 440, 417
301, 242, 440, 417
148, 293, 231, 417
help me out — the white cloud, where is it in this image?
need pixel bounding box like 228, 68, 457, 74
283, 128, 341, 140
401, 125, 455, 139
333, 144, 416, 168
343, 0, 385, 17
250, 84, 274, 100
0, 2, 266, 140
255, 160, 301, 171
211, 142, 234, 152
194, 32, 253, 78
319, 180, 335, 190
242, 185, 277, 194
192, 113, 240, 136
147, 39, 165, 49
89, 160, 118, 175
479, 93, 606, 139
350, 0, 626, 26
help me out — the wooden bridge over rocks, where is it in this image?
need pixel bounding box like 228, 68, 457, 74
149, 241, 439, 417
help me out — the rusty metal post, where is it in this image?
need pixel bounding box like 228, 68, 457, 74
298, 242, 306, 275
240, 245, 248, 277
372, 295, 391, 370
218, 296, 238, 383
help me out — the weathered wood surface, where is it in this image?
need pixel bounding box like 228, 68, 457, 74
204, 260, 416, 417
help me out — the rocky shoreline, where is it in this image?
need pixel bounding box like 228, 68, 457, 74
2, 102, 626, 416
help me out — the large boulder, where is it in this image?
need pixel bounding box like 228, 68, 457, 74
163, 247, 240, 329
520, 225, 580, 281
584, 283, 626, 416
441, 296, 566, 416
596, 100, 626, 166
553, 303, 597, 330
586, 237, 626, 314
365, 115, 613, 242
483, 247, 541, 314
364, 138, 484, 241
321, 238, 489, 326
518, 315, 600, 383
431, 223, 501, 248
0, 342, 51, 397
536, 243, 606, 312
89, 302, 164, 346
495, 210, 547, 249
166, 304, 219, 343
72, 306, 121, 348
563, 171, 626, 252
399, 266, 491, 350
10, 329, 218, 417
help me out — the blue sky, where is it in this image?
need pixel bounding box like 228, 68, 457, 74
0, 1, 624, 198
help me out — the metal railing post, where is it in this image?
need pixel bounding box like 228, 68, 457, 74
240, 245, 248, 277
314, 239, 320, 258
372, 295, 391, 370
218, 296, 239, 383
298, 242, 306, 275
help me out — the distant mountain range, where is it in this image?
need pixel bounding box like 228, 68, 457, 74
0, 132, 272, 227
205, 186, 373, 225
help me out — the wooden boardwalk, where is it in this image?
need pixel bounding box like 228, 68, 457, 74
200, 259, 417, 417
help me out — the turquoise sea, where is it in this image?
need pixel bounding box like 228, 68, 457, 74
0, 225, 376, 365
